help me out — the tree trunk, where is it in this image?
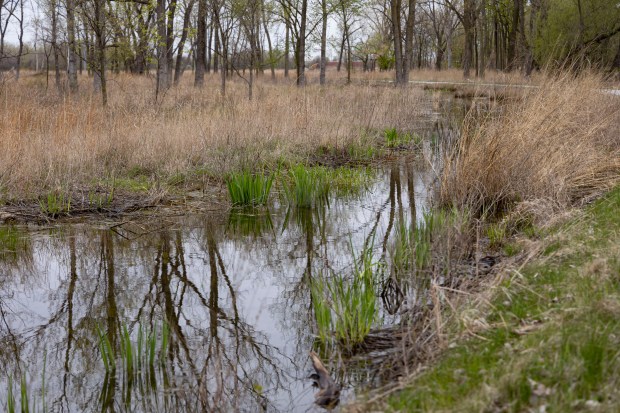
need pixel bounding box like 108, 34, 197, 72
206, 23, 212, 72
435, 45, 445, 70
261, 3, 276, 81
15, 0, 24, 80
296, 0, 308, 86
346, 23, 351, 84
337, 31, 345, 71
94, 0, 107, 105
166, 0, 177, 85
156, 0, 170, 96
284, 19, 289, 77
67, 0, 78, 92
319, 0, 327, 85
50, 0, 62, 92
462, 0, 476, 78
402, 0, 416, 83
194, 0, 207, 86
391, 0, 404, 83
174, 0, 195, 84
213, 24, 219, 73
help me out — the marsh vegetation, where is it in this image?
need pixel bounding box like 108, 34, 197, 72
0, 70, 619, 412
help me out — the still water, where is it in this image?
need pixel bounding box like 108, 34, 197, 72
0, 94, 473, 412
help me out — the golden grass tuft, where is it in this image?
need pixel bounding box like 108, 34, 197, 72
0, 72, 429, 199
440, 72, 620, 214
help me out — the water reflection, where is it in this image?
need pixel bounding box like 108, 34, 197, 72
0, 93, 475, 412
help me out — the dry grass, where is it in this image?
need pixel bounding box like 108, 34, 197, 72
304, 67, 544, 85
440, 72, 620, 216
0, 71, 429, 199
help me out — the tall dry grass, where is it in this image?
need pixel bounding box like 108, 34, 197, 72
440, 73, 620, 217
0, 72, 429, 199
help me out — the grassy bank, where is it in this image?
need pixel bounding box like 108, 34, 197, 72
374, 185, 620, 412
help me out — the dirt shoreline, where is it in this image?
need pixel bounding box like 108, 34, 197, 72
0, 185, 230, 225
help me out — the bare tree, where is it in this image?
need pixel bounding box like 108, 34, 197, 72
194, 0, 207, 86
174, 0, 195, 84
66, 0, 78, 92
391, 0, 415, 84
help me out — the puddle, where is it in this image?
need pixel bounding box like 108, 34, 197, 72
0, 94, 479, 412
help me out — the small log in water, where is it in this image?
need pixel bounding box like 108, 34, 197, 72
309, 351, 341, 409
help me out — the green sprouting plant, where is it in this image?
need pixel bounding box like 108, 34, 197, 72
6, 374, 32, 413
284, 165, 330, 208
20, 374, 29, 413
391, 220, 415, 276
384, 128, 414, 148
311, 279, 332, 344
7, 376, 15, 413
0, 226, 21, 257
327, 167, 375, 197
227, 170, 274, 207
412, 132, 423, 146
311, 244, 378, 347
487, 222, 507, 248
384, 128, 399, 147
88, 190, 114, 210
410, 208, 460, 273
39, 191, 72, 216
98, 326, 116, 373
346, 141, 377, 161
98, 322, 170, 376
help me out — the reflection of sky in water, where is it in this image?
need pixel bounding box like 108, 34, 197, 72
0, 94, 471, 412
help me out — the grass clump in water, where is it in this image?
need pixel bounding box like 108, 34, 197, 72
415, 209, 460, 273
388, 209, 462, 280
284, 165, 375, 207
284, 165, 330, 208
327, 166, 375, 197
311, 244, 378, 348
227, 170, 274, 207
98, 322, 170, 375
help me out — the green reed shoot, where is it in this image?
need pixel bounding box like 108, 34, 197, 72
413, 210, 450, 271
390, 220, 414, 276
88, 190, 114, 210
161, 322, 169, 362
39, 191, 72, 216
6, 374, 31, 413
7, 376, 15, 413
21, 374, 29, 413
312, 244, 378, 347
98, 322, 169, 376
122, 325, 134, 378
97, 326, 115, 372
227, 170, 274, 207
311, 279, 332, 343
284, 165, 330, 208
41, 349, 46, 413
384, 128, 414, 148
